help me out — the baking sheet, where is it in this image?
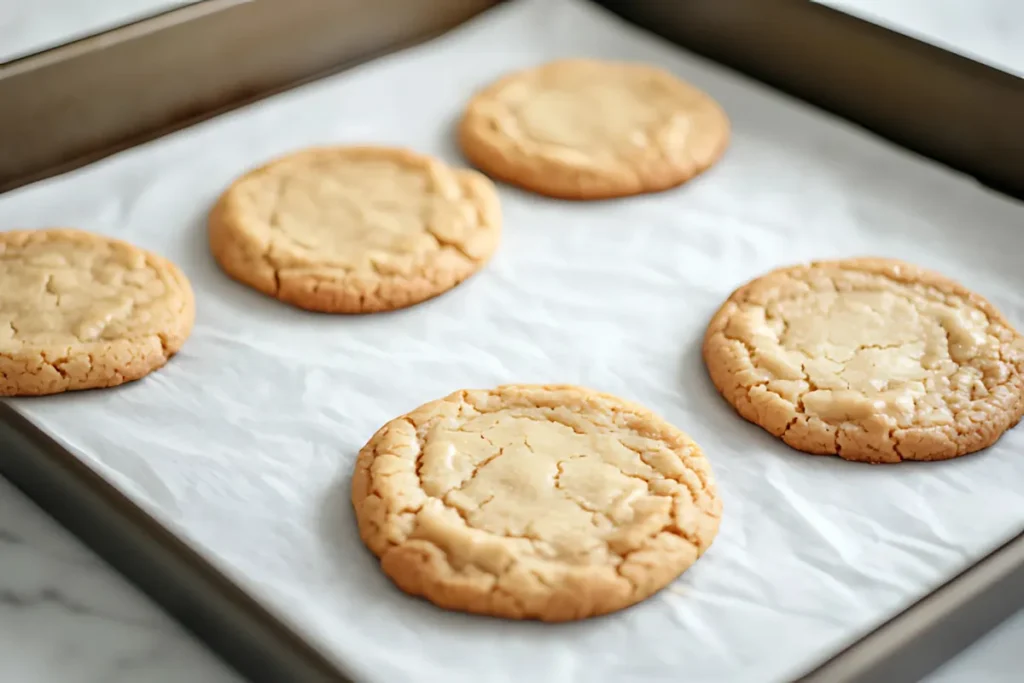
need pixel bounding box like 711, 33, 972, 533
927, 606, 1024, 682
0, 0, 201, 63
815, 0, 1024, 77
3, 0, 1024, 681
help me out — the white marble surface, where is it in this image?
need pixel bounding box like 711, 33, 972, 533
0, 478, 240, 683
1, 0, 1023, 681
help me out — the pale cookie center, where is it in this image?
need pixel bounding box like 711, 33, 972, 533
0, 241, 179, 350
263, 159, 479, 274
417, 411, 675, 564
514, 84, 665, 152
732, 289, 1000, 427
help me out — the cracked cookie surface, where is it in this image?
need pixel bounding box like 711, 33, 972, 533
458, 59, 730, 200
352, 384, 721, 622
703, 258, 1024, 463
0, 229, 194, 397
209, 146, 501, 313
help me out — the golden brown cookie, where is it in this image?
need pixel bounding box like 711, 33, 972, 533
352, 384, 721, 622
209, 146, 502, 313
703, 258, 1024, 463
0, 229, 194, 397
458, 59, 730, 200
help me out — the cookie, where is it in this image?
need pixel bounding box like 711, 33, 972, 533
458, 59, 730, 200
352, 384, 721, 622
703, 258, 1024, 463
0, 229, 194, 397
209, 146, 502, 313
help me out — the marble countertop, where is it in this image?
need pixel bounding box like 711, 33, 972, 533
0, 479, 240, 683
2, 0, 1023, 681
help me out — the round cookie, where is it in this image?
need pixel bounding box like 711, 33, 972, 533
703, 258, 1024, 463
209, 146, 502, 313
0, 229, 195, 397
458, 59, 730, 200
352, 384, 721, 622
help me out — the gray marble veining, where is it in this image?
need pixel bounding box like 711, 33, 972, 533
0, 478, 240, 683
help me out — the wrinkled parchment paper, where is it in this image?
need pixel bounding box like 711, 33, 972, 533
3, 1, 1024, 681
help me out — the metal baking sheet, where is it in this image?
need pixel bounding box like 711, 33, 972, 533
815, 0, 1024, 77
2, 0, 1024, 681
0, 0, 199, 63
594, 0, 1024, 200
0, 0, 499, 193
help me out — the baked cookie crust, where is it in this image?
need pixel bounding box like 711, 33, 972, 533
458, 59, 730, 200
352, 384, 721, 622
0, 229, 195, 397
209, 146, 502, 314
703, 258, 1024, 463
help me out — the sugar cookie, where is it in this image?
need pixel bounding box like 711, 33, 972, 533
703, 258, 1024, 463
458, 59, 729, 199
209, 146, 502, 313
0, 229, 194, 396
352, 384, 721, 621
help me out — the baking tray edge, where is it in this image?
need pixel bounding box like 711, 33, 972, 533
0, 402, 352, 682
594, 0, 1024, 201
2, 0, 1024, 681
0, 0, 502, 193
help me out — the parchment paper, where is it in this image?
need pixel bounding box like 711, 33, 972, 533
3, 1, 1024, 681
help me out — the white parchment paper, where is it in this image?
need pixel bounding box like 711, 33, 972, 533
3, 1, 1024, 681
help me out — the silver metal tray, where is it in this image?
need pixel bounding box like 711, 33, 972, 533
1, 1, 1022, 681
